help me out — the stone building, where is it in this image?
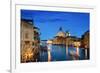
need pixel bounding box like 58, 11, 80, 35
21, 19, 40, 63
66, 36, 81, 47
52, 27, 81, 47
81, 30, 89, 59
52, 27, 66, 45
81, 30, 89, 49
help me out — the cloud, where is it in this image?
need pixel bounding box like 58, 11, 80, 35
34, 18, 68, 23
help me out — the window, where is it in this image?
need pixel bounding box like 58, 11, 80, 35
25, 32, 29, 39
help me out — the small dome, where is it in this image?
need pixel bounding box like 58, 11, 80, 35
66, 31, 70, 36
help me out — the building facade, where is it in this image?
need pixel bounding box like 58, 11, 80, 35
52, 27, 81, 47
21, 19, 40, 63
81, 31, 89, 59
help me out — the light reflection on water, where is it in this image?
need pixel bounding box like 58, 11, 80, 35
39, 44, 85, 62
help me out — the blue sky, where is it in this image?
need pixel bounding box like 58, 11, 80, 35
21, 10, 89, 40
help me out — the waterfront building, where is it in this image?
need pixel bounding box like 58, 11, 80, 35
52, 27, 81, 47
81, 30, 89, 49
52, 27, 66, 45
81, 30, 89, 59
21, 19, 40, 63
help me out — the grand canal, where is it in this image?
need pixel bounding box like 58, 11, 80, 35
39, 44, 85, 62
21, 10, 89, 63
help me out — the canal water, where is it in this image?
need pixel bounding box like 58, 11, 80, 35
39, 44, 85, 62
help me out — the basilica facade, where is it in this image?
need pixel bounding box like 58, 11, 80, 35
51, 27, 81, 47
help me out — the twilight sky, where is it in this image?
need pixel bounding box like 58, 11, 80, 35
21, 10, 89, 40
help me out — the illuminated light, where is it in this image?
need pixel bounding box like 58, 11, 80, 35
74, 42, 81, 56
47, 41, 52, 62
48, 50, 51, 62
21, 47, 33, 62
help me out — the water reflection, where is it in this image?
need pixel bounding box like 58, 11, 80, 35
39, 44, 85, 62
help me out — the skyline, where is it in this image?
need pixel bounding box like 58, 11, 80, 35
21, 10, 90, 40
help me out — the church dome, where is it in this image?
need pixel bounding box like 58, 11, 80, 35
56, 27, 66, 37
56, 31, 66, 37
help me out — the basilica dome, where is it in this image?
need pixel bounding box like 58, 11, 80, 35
56, 27, 66, 37
56, 31, 66, 37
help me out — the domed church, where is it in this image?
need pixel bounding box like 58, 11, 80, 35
52, 27, 70, 45
56, 27, 66, 37
51, 27, 81, 47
